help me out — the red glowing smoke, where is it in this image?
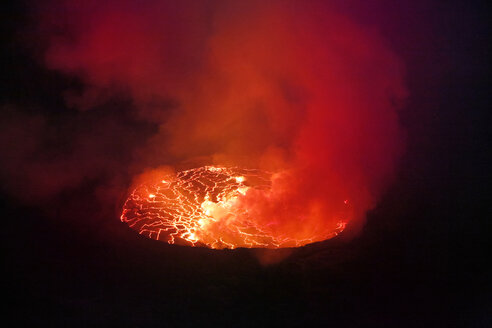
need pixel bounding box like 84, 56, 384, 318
35, 0, 406, 240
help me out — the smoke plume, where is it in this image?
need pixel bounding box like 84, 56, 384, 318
2, 0, 406, 242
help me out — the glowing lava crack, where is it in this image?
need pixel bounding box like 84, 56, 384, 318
121, 166, 347, 249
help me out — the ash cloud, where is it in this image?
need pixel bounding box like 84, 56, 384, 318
2, 0, 406, 240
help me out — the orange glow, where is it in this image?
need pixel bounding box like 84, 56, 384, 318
121, 166, 348, 249
41, 2, 406, 250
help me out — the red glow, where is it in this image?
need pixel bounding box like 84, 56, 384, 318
40, 1, 406, 248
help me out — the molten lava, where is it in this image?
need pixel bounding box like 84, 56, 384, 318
121, 166, 347, 249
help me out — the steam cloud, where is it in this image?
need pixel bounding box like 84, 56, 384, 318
1, 0, 406, 239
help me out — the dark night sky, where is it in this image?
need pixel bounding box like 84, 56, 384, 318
1, 1, 490, 327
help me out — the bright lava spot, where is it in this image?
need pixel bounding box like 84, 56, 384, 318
121, 166, 347, 249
